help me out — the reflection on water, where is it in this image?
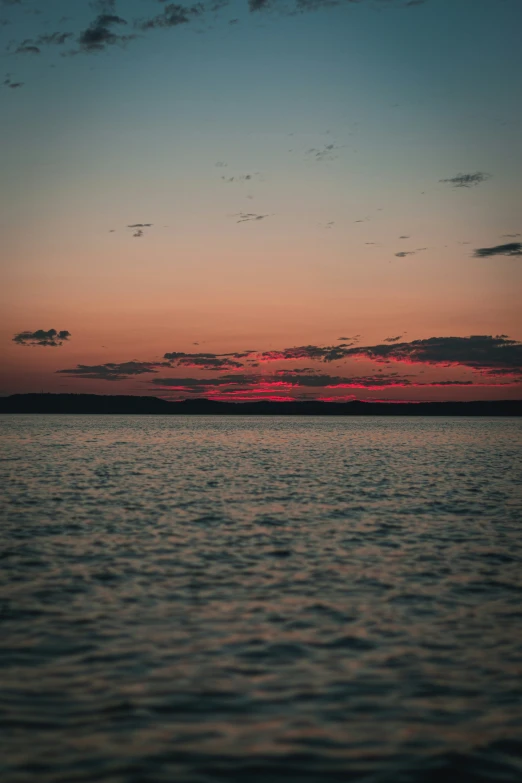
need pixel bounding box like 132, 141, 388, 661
1, 415, 521, 782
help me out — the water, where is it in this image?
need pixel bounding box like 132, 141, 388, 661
1, 415, 521, 783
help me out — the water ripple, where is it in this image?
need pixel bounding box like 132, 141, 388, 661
1, 415, 521, 782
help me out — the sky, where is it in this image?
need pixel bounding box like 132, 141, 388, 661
1, 0, 522, 402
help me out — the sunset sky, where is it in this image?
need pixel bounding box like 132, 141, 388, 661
1, 0, 521, 402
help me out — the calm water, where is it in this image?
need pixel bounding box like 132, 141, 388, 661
1, 415, 522, 783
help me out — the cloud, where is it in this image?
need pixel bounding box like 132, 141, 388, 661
15, 42, 40, 54
13, 31, 73, 52
474, 242, 522, 258
221, 173, 258, 183
236, 212, 271, 223
164, 350, 251, 370
258, 343, 357, 362
126, 222, 153, 238
502, 234, 521, 238
149, 372, 481, 397
251, 0, 419, 14
344, 335, 522, 376
439, 172, 491, 188
150, 374, 250, 388
37, 32, 73, 45
306, 143, 342, 161
57, 360, 169, 381
395, 247, 426, 258
3, 73, 23, 88
78, 13, 132, 52
89, 0, 116, 11
249, 0, 271, 11
58, 334, 522, 392
13, 329, 71, 347
137, 3, 204, 31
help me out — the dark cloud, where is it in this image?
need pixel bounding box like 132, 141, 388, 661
259, 343, 357, 362
127, 223, 153, 228
57, 360, 169, 381
164, 351, 249, 370
344, 335, 522, 376
149, 372, 477, 392
150, 374, 250, 388
474, 242, 522, 258
78, 13, 132, 52
239, 335, 522, 378
133, 229, 144, 238
439, 172, 491, 188
68, 336, 522, 383
56, 334, 522, 393
13, 329, 71, 347
137, 3, 204, 31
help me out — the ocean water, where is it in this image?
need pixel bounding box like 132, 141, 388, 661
1, 415, 522, 783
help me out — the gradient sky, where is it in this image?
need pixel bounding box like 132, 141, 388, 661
1, 0, 522, 402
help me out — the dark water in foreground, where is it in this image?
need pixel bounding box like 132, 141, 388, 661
1, 415, 522, 783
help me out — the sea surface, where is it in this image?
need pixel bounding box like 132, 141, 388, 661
1, 415, 522, 783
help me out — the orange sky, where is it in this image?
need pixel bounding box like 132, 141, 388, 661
1, 0, 521, 402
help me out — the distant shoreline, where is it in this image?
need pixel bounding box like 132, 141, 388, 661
0, 394, 521, 416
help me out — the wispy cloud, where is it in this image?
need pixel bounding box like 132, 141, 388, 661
15, 42, 40, 54
306, 142, 343, 161
236, 212, 271, 223
136, 3, 204, 31
439, 172, 491, 188
163, 351, 247, 370
395, 247, 426, 258
221, 173, 258, 183
3, 73, 23, 88
57, 360, 169, 381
